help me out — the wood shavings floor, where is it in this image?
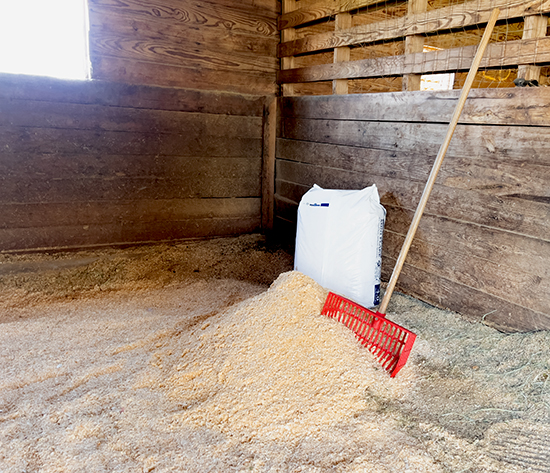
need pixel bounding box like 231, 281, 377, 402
0, 234, 548, 472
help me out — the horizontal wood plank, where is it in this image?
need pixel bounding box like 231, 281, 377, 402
0, 155, 259, 181
385, 209, 550, 279
0, 198, 261, 229
0, 99, 262, 135
278, 0, 383, 30
0, 216, 261, 252
89, 0, 278, 37
90, 0, 279, 18
279, 89, 550, 126
119, 217, 261, 243
90, 12, 278, 60
280, 117, 550, 163
279, 0, 550, 56
275, 179, 310, 206
0, 170, 261, 204
0, 126, 262, 158
278, 36, 550, 82
276, 139, 550, 197
273, 189, 301, 220
91, 55, 278, 95
0, 73, 266, 116
382, 228, 550, 315
89, 32, 276, 76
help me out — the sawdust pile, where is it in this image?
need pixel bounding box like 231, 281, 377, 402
141, 272, 411, 443
1, 235, 549, 472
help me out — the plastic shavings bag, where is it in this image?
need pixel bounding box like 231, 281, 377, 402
294, 184, 386, 308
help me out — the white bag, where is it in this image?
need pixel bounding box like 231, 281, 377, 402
294, 184, 386, 308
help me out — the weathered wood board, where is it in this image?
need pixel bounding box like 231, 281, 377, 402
0, 74, 267, 114
279, 88, 550, 126
275, 90, 550, 332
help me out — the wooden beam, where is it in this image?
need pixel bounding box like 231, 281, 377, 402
403, 0, 428, 92
278, 0, 384, 30
261, 97, 277, 231
333, 13, 352, 95
278, 36, 550, 83
278, 0, 550, 57
517, 14, 549, 81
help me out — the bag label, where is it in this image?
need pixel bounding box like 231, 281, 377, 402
374, 284, 381, 306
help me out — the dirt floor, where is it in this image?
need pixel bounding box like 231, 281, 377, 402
0, 234, 549, 472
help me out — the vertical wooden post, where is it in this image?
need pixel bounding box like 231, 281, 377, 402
517, 15, 548, 82
333, 12, 352, 95
281, 0, 297, 97
261, 97, 277, 231
402, 0, 428, 91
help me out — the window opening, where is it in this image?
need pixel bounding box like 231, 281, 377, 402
420, 46, 455, 91
0, 0, 90, 80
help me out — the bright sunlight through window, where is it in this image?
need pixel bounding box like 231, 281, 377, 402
0, 0, 90, 80
420, 46, 455, 92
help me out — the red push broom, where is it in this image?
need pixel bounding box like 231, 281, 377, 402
322, 9, 501, 377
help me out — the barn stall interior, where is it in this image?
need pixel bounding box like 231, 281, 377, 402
0, 0, 549, 471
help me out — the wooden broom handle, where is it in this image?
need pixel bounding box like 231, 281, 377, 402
378, 8, 500, 315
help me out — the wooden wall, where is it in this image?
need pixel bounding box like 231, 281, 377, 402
0, 0, 279, 252
275, 88, 550, 333
0, 74, 268, 251
89, 0, 279, 94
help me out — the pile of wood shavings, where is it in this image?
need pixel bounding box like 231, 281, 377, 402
144, 271, 413, 443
